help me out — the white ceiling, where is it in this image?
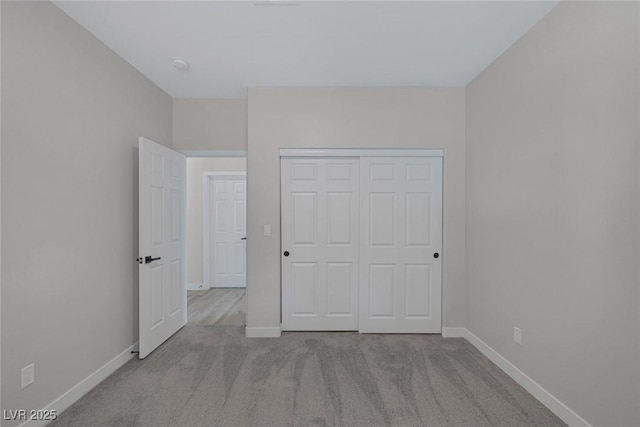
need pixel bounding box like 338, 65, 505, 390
54, 1, 558, 99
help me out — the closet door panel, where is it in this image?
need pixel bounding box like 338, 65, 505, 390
360, 157, 442, 333
282, 158, 359, 330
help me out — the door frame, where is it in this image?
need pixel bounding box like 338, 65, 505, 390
203, 171, 247, 289
279, 148, 445, 333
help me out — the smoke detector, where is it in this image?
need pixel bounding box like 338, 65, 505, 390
171, 57, 190, 71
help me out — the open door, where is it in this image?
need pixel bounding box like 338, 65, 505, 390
138, 137, 186, 359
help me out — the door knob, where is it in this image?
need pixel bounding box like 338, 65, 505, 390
241, 237, 247, 240
433, 253, 440, 259
283, 251, 290, 257
145, 256, 161, 264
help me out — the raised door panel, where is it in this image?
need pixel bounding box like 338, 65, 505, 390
368, 264, 395, 318
233, 200, 246, 233
150, 186, 164, 247
169, 259, 182, 315
326, 192, 353, 246
214, 243, 227, 275
405, 264, 431, 318
150, 265, 164, 328
369, 193, 396, 247
292, 263, 318, 315
405, 193, 431, 247
234, 243, 246, 275
292, 193, 318, 246
326, 262, 353, 315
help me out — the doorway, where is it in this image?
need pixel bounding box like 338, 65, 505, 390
185, 157, 247, 326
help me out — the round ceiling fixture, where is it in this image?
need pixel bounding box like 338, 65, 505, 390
171, 57, 190, 71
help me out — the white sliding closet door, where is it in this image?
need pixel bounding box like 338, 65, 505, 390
359, 157, 442, 333
281, 158, 359, 330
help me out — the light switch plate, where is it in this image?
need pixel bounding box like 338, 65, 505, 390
264, 224, 271, 236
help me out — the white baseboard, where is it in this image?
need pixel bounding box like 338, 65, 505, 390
210, 285, 247, 289
187, 282, 205, 291
245, 326, 281, 338
19, 342, 138, 427
451, 328, 591, 427
441, 327, 467, 338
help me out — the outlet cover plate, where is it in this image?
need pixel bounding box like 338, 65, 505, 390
21, 363, 35, 389
514, 327, 522, 345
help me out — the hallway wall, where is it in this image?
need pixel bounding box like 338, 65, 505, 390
1, 2, 172, 423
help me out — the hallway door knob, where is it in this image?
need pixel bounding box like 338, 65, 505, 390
283, 251, 290, 257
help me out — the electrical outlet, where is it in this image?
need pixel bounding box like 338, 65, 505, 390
514, 327, 522, 345
21, 363, 35, 389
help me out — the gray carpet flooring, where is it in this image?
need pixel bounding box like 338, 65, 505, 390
187, 288, 246, 326
50, 326, 565, 427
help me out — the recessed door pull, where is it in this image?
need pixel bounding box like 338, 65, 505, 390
145, 256, 161, 264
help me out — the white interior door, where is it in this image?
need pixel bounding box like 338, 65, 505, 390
207, 175, 246, 288
138, 137, 186, 359
359, 157, 442, 333
281, 158, 359, 331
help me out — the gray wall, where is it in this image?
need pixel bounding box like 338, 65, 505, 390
247, 87, 466, 331
173, 99, 247, 151
0, 0, 3, 416
466, 2, 640, 426
1, 1, 172, 423
186, 157, 247, 286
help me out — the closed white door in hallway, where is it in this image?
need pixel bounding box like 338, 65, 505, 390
206, 174, 247, 288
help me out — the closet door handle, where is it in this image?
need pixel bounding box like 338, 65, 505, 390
283, 251, 290, 257
145, 256, 161, 264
